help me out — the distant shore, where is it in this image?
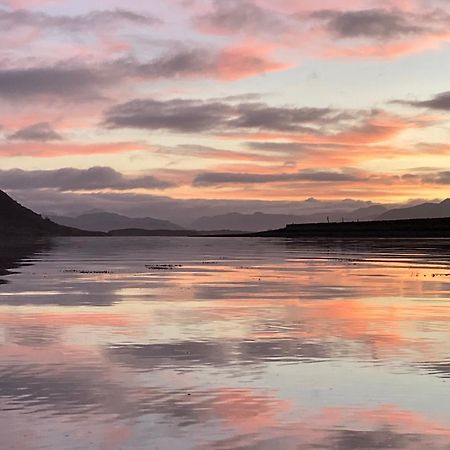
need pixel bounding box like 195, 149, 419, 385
235, 217, 450, 239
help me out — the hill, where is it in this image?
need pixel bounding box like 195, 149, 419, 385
0, 190, 100, 237
378, 199, 450, 221
50, 212, 182, 233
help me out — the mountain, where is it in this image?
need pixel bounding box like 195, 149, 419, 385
190, 212, 297, 232
377, 199, 450, 221
191, 205, 388, 232
0, 190, 96, 236
349, 205, 388, 220
51, 212, 183, 233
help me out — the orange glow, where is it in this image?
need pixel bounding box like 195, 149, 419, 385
0, 142, 147, 157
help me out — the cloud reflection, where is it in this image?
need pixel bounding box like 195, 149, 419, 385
0, 237, 449, 449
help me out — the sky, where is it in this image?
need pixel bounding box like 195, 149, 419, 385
1, 0, 449, 222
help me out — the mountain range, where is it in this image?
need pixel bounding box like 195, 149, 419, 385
378, 198, 450, 221
190, 205, 388, 232
190, 200, 450, 232
2, 188, 449, 235
50, 212, 182, 233
47, 199, 450, 233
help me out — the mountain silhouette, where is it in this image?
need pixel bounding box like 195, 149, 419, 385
191, 205, 387, 232
378, 198, 450, 221
50, 212, 182, 233
0, 189, 97, 236
5, 187, 449, 236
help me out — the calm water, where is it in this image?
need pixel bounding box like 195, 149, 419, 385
0, 237, 449, 450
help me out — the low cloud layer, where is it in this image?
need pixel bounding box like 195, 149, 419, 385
0, 167, 175, 191
193, 170, 361, 186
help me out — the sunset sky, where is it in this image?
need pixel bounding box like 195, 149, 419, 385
1, 0, 449, 221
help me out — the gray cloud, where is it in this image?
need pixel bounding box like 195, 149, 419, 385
422, 171, 450, 184
132, 45, 283, 80
0, 47, 275, 100
8, 122, 62, 141
395, 91, 450, 111
103, 97, 351, 133
103, 98, 232, 132
0, 64, 107, 100
0, 167, 175, 191
401, 170, 450, 185
195, 0, 285, 35
0, 54, 200, 100
135, 48, 214, 78
230, 103, 350, 131
193, 170, 360, 186
0, 8, 159, 33
310, 8, 438, 39
246, 141, 345, 153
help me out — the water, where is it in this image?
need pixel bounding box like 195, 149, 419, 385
0, 237, 449, 450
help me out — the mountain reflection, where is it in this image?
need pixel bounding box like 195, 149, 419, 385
0, 239, 51, 285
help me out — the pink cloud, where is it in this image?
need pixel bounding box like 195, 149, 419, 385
218, 112, 417, 146
211, 42, 293, 81
323, 32, 450, 59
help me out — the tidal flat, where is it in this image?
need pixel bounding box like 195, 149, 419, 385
0, 237, 449, 449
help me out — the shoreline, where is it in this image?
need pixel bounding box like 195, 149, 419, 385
1, 216, 449, 239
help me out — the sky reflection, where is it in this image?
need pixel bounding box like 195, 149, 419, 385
0, 237, 449, 449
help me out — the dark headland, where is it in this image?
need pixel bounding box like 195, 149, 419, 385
0, 189, 103, 237
242, 217, 450, 238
